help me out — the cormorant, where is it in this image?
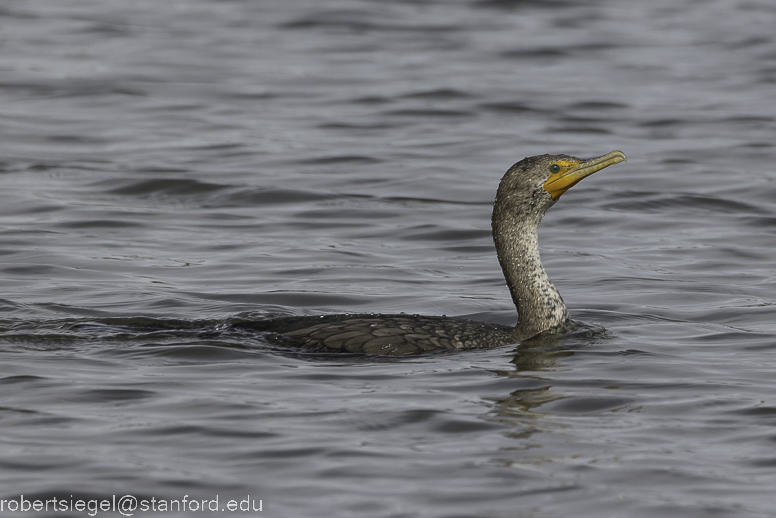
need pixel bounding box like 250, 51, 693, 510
250, 151, 626, 355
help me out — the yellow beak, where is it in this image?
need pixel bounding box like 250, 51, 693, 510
544, 150, 626, 200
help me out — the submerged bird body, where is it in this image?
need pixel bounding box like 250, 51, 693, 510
252, 313, 517, 355
255, 151, 626, 355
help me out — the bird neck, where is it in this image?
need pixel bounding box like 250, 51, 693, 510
491, 216, 569, 341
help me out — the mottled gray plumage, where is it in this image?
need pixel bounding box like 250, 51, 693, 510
255, 151, 625, 355
255, 314, 516, 355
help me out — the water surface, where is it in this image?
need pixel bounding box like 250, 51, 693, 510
1, 0, 776, 516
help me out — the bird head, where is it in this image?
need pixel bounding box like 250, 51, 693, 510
494, 150, 626, 225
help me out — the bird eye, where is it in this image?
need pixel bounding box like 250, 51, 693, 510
549, 164, 561, 174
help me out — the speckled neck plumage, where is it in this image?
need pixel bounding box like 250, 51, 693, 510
491, 174, 568, 340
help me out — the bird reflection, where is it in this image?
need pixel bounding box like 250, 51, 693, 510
487, 322, 607, 427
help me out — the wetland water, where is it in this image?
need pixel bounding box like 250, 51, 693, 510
1, 0, 776, 516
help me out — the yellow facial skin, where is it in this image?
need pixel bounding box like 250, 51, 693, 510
543, 150, 627, 200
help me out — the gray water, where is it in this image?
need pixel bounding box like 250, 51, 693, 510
1, 0, 775, 516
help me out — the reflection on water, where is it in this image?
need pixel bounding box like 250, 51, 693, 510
488, 324, 603, 427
